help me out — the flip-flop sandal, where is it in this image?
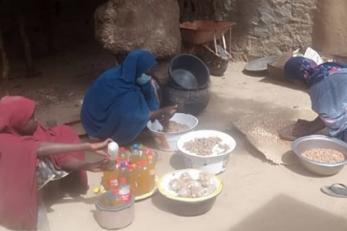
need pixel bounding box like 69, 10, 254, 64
321, 183, 347, 198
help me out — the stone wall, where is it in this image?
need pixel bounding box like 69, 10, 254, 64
179, 0, 317, 60
230, 0, 317, 60
94, 0, 319, 61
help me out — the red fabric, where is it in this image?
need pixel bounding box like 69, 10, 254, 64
0, 96, 87, 230
0, 135, 39, 230
0, 96, 36, 133
0, 96, 39, 229
34, 125, 88, 191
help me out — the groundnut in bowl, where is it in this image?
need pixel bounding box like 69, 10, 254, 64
183, 136, 231, 156
177, 130, 236, 175
158, 169, 223, 216
292, 135, 347, 176
301, 148, 345, 164
160, 121, 190, 133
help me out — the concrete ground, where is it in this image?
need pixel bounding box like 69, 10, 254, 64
2, 62, 347, 231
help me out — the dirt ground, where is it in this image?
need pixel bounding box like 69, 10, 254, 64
1, 50, 347, 231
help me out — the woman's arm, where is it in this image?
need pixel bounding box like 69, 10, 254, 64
139, 79, 160, 111
36, 139, 112, 172
149, 105, 178, 129
37, 142, 91, 157
149, 105, 177, 120
37, 139, 111, 158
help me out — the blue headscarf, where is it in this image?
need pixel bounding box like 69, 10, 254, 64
284, 56, 345, 87
81, 49, 159, 144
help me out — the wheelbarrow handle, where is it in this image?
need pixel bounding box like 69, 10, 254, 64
222, 35, 227, 50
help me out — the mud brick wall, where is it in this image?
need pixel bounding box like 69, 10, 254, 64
179, 0, 317, 60
312, 0, 347, 58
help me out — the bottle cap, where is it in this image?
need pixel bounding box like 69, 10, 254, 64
144, 148, 152, 155
119, 185, 130, 195
119, 147, 127, 153
128, 164, 136, 171
110, 179, 119, 187
119, 161, 129, 168
131, 144, 139, 149
119, 185, 131, 202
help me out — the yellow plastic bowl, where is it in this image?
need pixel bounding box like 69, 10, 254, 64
158, 169, 223, 203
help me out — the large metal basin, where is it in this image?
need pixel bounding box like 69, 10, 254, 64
292, 135, 347, 176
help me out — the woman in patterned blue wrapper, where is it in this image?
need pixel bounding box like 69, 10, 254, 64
283, 56, 347, 141
81, 49, 177, 145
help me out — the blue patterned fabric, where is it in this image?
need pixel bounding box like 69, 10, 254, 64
309, 69, 347, 140
284, 56, 346, 87
285, 56, 347, 140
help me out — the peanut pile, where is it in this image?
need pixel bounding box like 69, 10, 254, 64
302, 148, 345, 163
183, 137, 230, 156
161, 121, 189, 133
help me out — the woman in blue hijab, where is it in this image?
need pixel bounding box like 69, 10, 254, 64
283, 56, 347, 141
81, 49, 177, 144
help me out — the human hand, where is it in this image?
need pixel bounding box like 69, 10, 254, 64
83, 159, 111, 172
89, 138, 113, 158
137, 73, 151, 85
157, 105, 178, 125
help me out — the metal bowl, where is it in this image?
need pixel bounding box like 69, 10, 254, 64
292, 135, 347, 176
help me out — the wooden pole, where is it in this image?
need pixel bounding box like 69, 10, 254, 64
0, 28, 9, 81
229, 28, 232, 60
18, 15, 34, 77
0, 28, 10, 95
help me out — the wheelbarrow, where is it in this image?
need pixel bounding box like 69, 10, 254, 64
180, 20, 235, 45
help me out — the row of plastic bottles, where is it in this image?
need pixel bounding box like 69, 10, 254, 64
102, 143, 157, 198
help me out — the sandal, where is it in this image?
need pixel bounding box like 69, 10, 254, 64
321, 183, 347, 198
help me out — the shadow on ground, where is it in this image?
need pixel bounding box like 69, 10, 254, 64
242, 70, 267, 77
229, 194, 347, 231
260, 74, 306, 92
169, 152, 186, 170
151, 192, 216, 217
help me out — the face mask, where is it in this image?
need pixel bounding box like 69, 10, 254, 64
137, 73, 151, 85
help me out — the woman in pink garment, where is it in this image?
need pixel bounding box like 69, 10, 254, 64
0, 96, 111, 230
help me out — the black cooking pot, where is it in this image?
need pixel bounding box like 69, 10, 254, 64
168, 54, 210, 90
163, 85, 209, 116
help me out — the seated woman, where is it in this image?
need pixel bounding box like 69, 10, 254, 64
283, 56, 347, 141
81, 49, 177, 145
0, 96, 111, 230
